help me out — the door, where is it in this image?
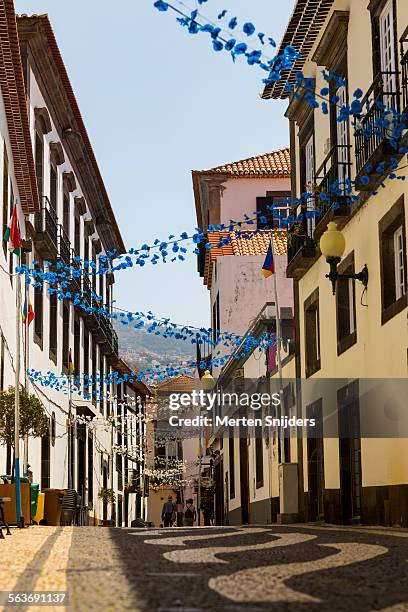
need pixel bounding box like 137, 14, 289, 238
379, 0, 397, 109
336, 85, 349, 194
338, 382, 362, 524
305, 135, 315, 235
215, 459, 224, 526
307, 400, 324, 521
102, 465, 108, 522
239, 431, 250, 524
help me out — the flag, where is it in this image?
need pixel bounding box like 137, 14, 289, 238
22, 295, 35, 326
69, 349, 75, 376
4, 204, 22, 255
262, 240, 275, 278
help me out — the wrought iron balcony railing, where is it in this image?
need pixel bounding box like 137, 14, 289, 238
70, 248, 82, 295
315, 145, 352, 217
58, 224, 71, 266
33, 196, 58, 252
354, 71, 400, 176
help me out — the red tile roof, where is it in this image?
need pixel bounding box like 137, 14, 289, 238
204, 149, 290, 177
262, 0, 334, 100
0, 1, 39, 214
204, 229, 287, 288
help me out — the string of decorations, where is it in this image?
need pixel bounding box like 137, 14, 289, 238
27, 330, 277, 391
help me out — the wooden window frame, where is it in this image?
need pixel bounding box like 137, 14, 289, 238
49, 292, 58, 364
304, 288, 321, 378
336, 251, 357, 355
379, 196, 407, 325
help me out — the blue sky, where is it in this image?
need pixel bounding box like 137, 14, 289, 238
16, 0, 295, 328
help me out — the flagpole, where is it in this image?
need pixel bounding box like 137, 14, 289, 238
68, 378, 72, 490
23, 278, 29, 476
271, 239, 285, 466
14, 251, 23, 526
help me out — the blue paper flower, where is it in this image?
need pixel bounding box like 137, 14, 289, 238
154, 0, 168, 12
243, 22, 255, 36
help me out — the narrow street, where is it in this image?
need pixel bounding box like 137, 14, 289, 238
2, 524, 408, 611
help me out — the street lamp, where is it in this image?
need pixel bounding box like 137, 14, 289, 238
197, 370, 215, 525
201, 370, 216, 391
320, 222, 368, 295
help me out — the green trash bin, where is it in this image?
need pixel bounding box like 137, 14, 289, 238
30, 484, 40, 520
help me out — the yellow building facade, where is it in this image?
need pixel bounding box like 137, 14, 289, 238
265, 0, 408, 525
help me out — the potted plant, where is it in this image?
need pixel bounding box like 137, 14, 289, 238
98, 487, 116, 504
0, 386, 49, 448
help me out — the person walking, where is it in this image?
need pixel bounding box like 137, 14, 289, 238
161, 495, 175, 527
183, 498, 197, 527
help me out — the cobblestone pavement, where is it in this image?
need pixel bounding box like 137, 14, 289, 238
1, 524, 408, 611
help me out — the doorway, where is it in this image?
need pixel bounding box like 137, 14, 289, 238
307, 399, 324, 521
338, 381, 362, 524
214, 458, 224, 525
239, 428, 250, 524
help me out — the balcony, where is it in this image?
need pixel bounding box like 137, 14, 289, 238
33, 196, 58, 259
286, 213, 318, 281
82, 273, 100, 331
313, 145, 352, 241
97, 313, 119, 363
58, 224, 71, 266
354, 71, 401, 188
70, 248, 82, 297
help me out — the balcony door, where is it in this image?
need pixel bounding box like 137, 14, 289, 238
336, 86, 349, 194
305, 135, 315, 235
379, 0, 397, 109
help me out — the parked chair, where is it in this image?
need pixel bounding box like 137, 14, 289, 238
60, 490, 77, 526
0, 497, 12, 538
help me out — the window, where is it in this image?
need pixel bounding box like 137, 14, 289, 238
2, 144, 8, 256
35, 132, 44, 199
88, 433, 94, 504
62, 304, 69, 372
255, 435, 264, 488
336, 253, 357, 355
379, 0, 397, 108
394, 226, 405, 300
74, 214, 80, 256
304, 288, 320, 377
51, 412, 56, 447
212, 293, 220, 344
91, 337, 97, 406
63, 192, 70, 238
41, 420, 51, 490
229, 431, 235, 499
83, 327, 89, 397
49, 293, 58, 363
99, 354, 105, 414
50, 164, 57, 213
304, 135, 315, 235
74, 318, 80, 378
379, 196, 407, 324
34, 259, 44, 348
256, 193, 291, 230
84, 227, 89, 264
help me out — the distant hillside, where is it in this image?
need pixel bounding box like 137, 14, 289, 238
114, 321, 195, 371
